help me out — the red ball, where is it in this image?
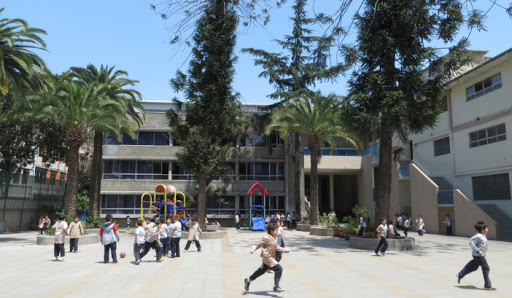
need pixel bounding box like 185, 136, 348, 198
120, 252, 126, 258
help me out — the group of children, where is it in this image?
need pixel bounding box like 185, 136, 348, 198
51, 215, 85, 261
263, 211, 297, 230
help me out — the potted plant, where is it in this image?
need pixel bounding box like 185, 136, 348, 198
364, 225, 376, 237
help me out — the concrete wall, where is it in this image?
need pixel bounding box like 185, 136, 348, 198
412, 134, 454, 180
453, 189, 497, 240
450, 58, 512, 127
1, 209, 39, 232
357, 155, 375, 226
410, 163, 439, 233
398, 180, 411, 215
304, 156, 362, 173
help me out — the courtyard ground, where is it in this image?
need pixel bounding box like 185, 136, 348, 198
0, 228, 511, 297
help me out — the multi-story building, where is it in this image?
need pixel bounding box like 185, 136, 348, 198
353, 48, 512, 240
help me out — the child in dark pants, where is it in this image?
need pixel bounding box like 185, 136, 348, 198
52, 214, 68, 261
244, 223, 290, 293
457, 221, 495, 290
374, 217, 388, 256
100, 214, 120, 263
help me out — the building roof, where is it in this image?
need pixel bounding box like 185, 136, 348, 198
445, 47, 512, 88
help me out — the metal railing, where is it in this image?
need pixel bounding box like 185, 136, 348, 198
0, 171, 66, 202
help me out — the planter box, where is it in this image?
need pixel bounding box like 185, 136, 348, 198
205, 225, 220, 231
296, 223, 311, 232
349, 236, 415, 251
37, 234, 99, 246
310, 226, 334, 237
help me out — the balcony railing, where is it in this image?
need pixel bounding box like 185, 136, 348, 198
304, 147, 359, 156
363, 143, 380, 155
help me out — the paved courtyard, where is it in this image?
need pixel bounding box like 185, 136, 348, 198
0, 229, 511, 297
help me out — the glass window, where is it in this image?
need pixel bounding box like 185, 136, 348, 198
469, 124, 506, 148
105, 132, 121, 145
122, 133, 137, 145
473, 173, 511, 201
154, 132, 170, 146
433, 137, 450, 157
466, 73, 502, 101
138, 132, 154, 145
246, 134, 267, 147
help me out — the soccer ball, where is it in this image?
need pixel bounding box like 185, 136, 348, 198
120, 252, 126, 258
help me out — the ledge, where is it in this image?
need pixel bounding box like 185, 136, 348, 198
296, 223, 311, 232
37, 234, 99, 246
349, 236, 415, 251
310, 226, 333, 236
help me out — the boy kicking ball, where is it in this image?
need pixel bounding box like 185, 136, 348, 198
456, 221, 496, 291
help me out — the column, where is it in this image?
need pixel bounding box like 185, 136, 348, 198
329, 174, 334, 210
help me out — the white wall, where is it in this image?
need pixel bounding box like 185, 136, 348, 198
450, 59, 512, 127
452, 115, 512, 175
411, 134, 454, 181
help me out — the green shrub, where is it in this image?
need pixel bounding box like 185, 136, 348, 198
84, 214, 101, 229
45, 228, 55, 236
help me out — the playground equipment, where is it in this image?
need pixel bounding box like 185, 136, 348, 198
140, 184, 187, 222
246, 182, 268, 231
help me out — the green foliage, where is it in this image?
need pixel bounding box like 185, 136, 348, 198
85, 214, 101, 229
342, 215, 359, 231
0, 7, 47, 96
352, 205, 370, 220
318, 212, 341, 228
45, 228, 55, 236
77, 194, 89, 211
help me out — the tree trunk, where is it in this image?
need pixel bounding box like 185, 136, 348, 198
197, 175, 208, 230
293, 132, 304, 222
89, 131, 103, 216
309, 136, 320, 225
1, 172, 12, 221
375, 128, 392, 221
64, 142, 81, 217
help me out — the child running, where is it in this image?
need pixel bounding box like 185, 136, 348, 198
456, 221, 496, 290
244, 222, 290, 293
52, 214, 68, 261
100, 214, 120, 263
133, 219, 145, 265
126, 216, 131, 233
184, 217, 202, 252
140, 219, 164, 262
374, 217, 388, 256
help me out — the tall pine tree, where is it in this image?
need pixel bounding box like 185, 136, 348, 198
242, 0, 349, 222
342, 0, 478, 221
168, 0, 242, 229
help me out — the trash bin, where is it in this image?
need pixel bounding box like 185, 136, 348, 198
0, 221, 5, 234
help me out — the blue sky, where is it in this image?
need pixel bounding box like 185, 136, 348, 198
4, 0, 512, 104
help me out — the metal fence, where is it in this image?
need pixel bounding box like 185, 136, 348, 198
0, 171, 66, 227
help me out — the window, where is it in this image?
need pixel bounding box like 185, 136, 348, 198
171, 163, 194, 180
103, 160, 169, 180
472, 173, 511, 201
206, 196, 236, 216
245, 134, 267, 147
238, 162, 284, 181
469, 124, 506, 148
104, 132, 170, 146
434, 137, 450, 156
466, 73, 502, 101
101, 194, 140, 214
440, 96, 448, 112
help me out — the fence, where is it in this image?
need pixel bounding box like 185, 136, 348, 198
0, 171, 65, 231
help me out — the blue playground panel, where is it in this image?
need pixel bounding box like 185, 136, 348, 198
252, 217, 266, 231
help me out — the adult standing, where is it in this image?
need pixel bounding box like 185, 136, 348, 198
291, 212, 297, 230
235, 210, 240, 230
285, 212, 291, 230
416, 215, 425, 236
358, 213, 366, 236
445, 214, 452, 236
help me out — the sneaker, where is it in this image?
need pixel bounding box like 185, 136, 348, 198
273, 285, 284, 292
456, 273, 461, 284
135, 260, 141, 265
167, 255, 172, 258
163, 254, 168, 257
374, 250, 379, 256
54, 257, 59, 261
113, 261, 118, 263
244, 278, 250, 291
485, 287, 496, 291
381, 252, 385, 257
267, 270, 274, 274
184, 249, 188, 253
156, 257, 164, 262
58, 257, 65, 261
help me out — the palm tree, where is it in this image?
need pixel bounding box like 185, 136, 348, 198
18, 75, 129, 216
70, 64, 144, 215
0, 8, 47, 97
265, 93, 360, 225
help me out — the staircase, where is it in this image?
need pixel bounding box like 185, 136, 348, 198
477, 204, 512, 242
430, 177, 454, 190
